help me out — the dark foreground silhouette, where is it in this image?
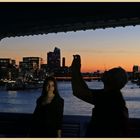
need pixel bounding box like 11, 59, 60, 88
29, 76, 64, 138
71, 54, 129, 137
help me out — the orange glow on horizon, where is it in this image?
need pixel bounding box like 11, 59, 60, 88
1, 25, 140, 74
81, 67, 132, 73
66, 54, 134, 73
13, 54, 134, 73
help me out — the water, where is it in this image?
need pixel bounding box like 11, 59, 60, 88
0, 81, 140, 118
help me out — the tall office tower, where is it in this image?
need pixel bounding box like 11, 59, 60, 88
0, 58, 17, 79
0, 58, 12, 67
62, 57, 65, 67
54, 47, 61, 67
133, 65, 139, 73
47, 47, 61, 70
21, 57, 43, 71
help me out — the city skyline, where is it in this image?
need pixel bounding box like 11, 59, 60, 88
1, 25, 140, 72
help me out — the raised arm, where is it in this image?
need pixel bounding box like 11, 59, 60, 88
71, 55, 95, 104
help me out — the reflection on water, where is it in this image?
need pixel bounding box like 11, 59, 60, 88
8, 90, 17, 94
0, 81, 140, 118
8, 91, 17, 98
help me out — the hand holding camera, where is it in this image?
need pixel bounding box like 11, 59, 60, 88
71, 54, 81, 72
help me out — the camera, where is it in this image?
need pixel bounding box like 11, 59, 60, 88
73, 55, 78, 59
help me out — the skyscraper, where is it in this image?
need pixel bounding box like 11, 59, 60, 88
62, 57, 65, 67
133, 65, 139, 73
47, 47, 61, 70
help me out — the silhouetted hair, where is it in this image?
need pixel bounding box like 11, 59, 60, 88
102, 67, 128, 90
41, 76, 59, 97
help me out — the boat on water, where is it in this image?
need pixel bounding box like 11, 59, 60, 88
6, 80, 43, 91
0, 79, 15, 86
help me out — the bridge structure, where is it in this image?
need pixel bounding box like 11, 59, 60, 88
1, 2, 140, 138
1, 2, 140, 40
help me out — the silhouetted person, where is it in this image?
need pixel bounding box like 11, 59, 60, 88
71, 54, 129, 137
29, 76, 64, 137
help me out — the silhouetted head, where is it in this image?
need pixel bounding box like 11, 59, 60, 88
101, 67, 128, 91
41, 76, 59, 96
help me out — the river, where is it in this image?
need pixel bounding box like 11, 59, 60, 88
0, 80, 140, 118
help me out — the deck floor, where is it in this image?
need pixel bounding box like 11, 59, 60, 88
0, 113, 139, 137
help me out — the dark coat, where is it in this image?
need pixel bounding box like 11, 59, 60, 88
29, 94, 64, 137
86, 89, 129, 137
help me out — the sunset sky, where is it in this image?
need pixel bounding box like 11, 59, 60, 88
1, 25, 140, 72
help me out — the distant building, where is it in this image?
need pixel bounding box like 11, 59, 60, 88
0, 58, 13, 67
19, 57, 43, 78
0, 58, 17, 80
62, 57, 65, 67
132, 65, 140, 80
20, 57, 43, 71
11, 60, 16, 66
19, 61, 29, 72
47, 47, 61, 72
40, 64, 49, 75
133, 65, 139, 73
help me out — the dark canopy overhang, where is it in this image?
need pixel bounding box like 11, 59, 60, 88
1, 2, 140, 39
